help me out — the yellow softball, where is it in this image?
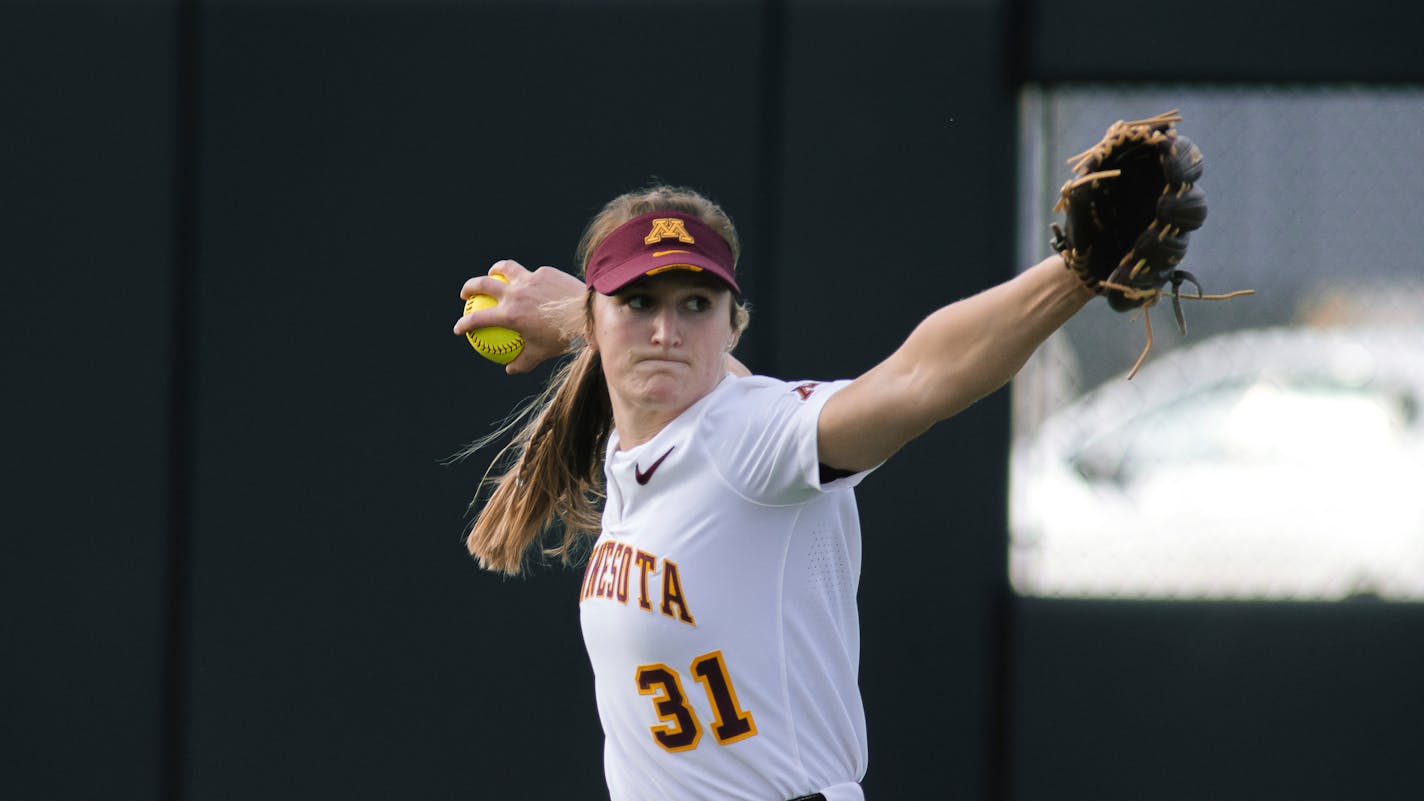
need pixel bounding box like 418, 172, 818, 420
463, 274, 524, 365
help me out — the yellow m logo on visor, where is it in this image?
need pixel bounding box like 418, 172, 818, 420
643, 218, 696, 245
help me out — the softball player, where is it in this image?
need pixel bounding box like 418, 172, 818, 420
454, 185, 1091, 801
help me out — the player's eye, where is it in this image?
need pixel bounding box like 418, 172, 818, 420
624, 295, 652, 311
683, 296, 712, 313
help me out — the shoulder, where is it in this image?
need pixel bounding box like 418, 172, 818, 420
694, 374, 861, 503
696, 374, 851, 455
709, 374, 848, 407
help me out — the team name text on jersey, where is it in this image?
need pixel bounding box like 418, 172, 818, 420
580, 537, 696, 626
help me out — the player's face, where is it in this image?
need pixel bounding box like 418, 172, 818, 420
592, 271, 734, 428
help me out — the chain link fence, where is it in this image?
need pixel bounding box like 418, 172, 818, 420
1009, 86, 1424, 600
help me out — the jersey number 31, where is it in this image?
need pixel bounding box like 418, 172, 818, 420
635, 650, 758, 752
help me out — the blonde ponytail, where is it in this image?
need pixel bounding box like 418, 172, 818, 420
464, 298, 611, 575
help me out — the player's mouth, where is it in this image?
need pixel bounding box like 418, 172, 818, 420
633, 350, 688, 364
636, 357, 688, 368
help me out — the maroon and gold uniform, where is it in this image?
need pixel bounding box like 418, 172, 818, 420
580, 374, 873, 801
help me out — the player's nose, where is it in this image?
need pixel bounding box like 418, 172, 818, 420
649, 306, 682, 347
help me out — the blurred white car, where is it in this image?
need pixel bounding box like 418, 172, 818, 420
1009, 327, 1424, 600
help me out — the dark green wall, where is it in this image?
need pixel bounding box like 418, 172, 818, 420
4, 3, 175, 799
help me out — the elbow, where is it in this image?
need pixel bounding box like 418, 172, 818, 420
910, 348, 1012, 424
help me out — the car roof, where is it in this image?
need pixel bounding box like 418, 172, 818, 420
1021, 326, 1424, 454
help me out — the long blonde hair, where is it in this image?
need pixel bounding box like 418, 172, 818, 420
464, 184, 749, 575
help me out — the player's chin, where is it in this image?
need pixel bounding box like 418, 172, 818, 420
632, 371, 709, 407
632, 372, 685, 398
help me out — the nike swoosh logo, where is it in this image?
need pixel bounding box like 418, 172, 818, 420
634, 447, 675, 485
652, 249, 690, 257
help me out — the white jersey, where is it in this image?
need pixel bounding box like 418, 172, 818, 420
579, 374, 873, 801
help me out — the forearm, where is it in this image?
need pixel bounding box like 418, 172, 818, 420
889, 253, 1090, 419
820, 254, 1090, 470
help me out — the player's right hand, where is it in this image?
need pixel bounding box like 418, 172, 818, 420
455, 260, 587, 374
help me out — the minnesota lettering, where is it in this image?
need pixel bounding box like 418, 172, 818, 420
580, 537, 695, 626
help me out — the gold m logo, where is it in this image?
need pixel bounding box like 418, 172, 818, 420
643, 218, 696, 245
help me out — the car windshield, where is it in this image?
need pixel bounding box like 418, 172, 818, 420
1072, 377, 1415, 485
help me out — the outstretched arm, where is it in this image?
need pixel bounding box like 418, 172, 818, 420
818, 253, 1092, 472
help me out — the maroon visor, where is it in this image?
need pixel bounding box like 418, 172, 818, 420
586, 210, 740, 295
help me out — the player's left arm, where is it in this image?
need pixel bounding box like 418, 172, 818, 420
817, 253, 1092, 472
